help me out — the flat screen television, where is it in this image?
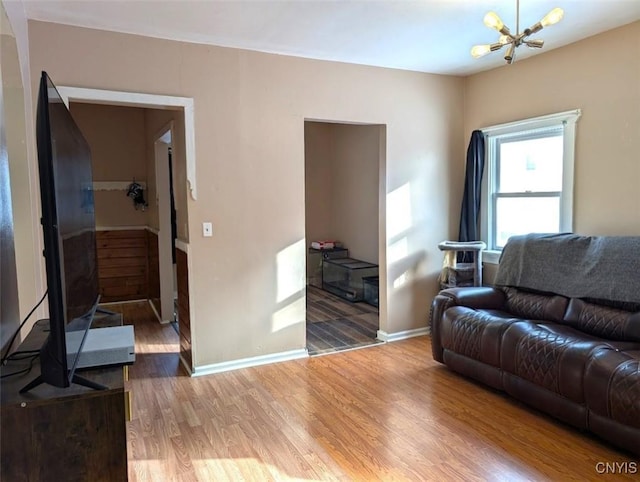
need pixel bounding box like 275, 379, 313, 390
20, 72, 103, 393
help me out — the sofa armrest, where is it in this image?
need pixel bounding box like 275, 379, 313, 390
438, 287, 506, 310
430, 287, 505, 363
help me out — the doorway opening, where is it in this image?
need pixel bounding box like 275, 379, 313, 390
60, 86, 196, 374
304, 120, 385, 356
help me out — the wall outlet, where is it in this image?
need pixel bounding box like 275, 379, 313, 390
202, 222, 213, 237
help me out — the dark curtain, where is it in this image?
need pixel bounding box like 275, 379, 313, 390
457, 130, 485, 263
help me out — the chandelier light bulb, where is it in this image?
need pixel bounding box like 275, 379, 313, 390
483, 12, 504, 31
541, 8, 564, 27
471, 44, 491, 58
498, 35, 512, 45
471, 43, 504, 58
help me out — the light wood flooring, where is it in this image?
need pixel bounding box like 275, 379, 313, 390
306, 286, 380, 356
108, 301, 636, 481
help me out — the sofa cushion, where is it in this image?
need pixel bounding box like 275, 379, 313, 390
502, 287, 568, 322
501, 322, 620, 403
441, 306, 519, 368
564, 298, 640, 342
585, 349, 640, 430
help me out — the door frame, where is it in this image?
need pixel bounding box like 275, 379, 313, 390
154, 122, 176, 323
302, 120, 388, 339
56, 86, 198, 372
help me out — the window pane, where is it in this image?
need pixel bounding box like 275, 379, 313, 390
495, 197, 560, 249
498, 135, 563, 193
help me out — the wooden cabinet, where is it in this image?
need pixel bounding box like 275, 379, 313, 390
1, 316, 129, 481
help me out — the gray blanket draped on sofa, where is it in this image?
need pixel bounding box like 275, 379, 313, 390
494, 233, 640, 305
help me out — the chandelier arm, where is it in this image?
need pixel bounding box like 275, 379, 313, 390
505, 43, 516, 64
525, 22, 543, 36
499, 25, 512, 37
525, 39, 544, 48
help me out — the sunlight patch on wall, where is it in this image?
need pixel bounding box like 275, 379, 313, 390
387, 182, 412, 240
276, 239, 305, 303
388, 236, 408, 264
387, 182, 414, 289
393, 272, 409, 289
271, 296, 305, 333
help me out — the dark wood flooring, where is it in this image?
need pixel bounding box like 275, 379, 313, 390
306, 285, 380, 356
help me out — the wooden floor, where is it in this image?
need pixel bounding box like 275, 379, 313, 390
109, 301, 636, 482
306, 286, 380, 356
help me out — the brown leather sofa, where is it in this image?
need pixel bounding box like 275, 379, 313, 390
430, 234, 640, 456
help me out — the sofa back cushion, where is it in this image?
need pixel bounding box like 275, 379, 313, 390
564, 298, 640, 342
503, 287, 568, 322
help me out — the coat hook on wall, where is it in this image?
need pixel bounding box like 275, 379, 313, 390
126, 180, 148, 211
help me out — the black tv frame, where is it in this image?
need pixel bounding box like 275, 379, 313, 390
20, 72, 104, 393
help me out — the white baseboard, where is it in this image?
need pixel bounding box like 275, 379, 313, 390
147, 299, 164, 323
191, 348, 309, 377
377, 327, 430, 342
99, 298, 147, 305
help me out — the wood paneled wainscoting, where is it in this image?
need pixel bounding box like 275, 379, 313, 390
96, 229, 150, 303
146, 229, 161, 314
96, 228, 162, 308
176, 243, 193, 371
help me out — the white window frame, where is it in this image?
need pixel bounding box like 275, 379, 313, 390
480, 109, 581, 264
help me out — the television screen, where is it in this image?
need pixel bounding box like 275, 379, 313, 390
46, 76, 99, 324
21, 71, 101, 392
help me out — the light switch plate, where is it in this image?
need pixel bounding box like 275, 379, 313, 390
203, 222, 213, 237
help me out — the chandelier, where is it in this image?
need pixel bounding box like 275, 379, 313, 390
471, 0, 564, 64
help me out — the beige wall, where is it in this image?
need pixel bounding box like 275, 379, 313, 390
332, 124, 380, 264
304, 122, 334, 254
66, 103, 189, 235
70, 103, 149, 228
465, 22, 640, 241
305, 122, 380, 266
0, 2, 21, 348
27, 21, 464, 367
2, 0, 44, 328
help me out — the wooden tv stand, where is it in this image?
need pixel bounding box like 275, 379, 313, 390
0, 314, 130, 481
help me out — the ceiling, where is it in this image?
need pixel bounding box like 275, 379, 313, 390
21, 0, 640, 76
